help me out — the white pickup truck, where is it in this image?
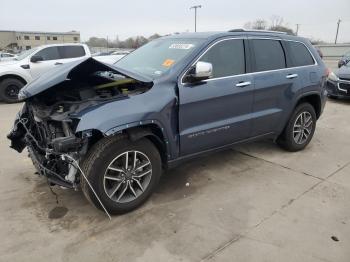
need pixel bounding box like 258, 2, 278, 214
0, 43, 91, 103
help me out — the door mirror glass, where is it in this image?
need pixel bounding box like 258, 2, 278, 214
185, 61, 213, 83
30, 55, 44, 63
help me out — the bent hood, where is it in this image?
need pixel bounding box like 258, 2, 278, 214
19, 57, 152, 100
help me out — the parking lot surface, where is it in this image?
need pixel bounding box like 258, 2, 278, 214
1, 99, 349, 261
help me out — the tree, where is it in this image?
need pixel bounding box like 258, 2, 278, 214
243, 16, 295, 35
244, 19, 268, 30
270, 15, 284, 28
86, 33, 163, 49
269, 25, 295, 35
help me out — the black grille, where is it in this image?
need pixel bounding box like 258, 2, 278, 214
339, 83, 350, 92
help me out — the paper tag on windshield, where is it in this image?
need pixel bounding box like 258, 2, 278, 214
162, 59, 175, 67
169, 44, 194, 50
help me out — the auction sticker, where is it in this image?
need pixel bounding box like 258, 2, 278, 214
169, 43, 194, 49
162, 59, 175, 67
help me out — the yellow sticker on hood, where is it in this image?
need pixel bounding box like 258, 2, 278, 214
162, 59, 175, 67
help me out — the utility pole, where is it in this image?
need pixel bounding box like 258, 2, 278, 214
296, 24, 300, 36
190, 5, 202, 32
335, 19, 341, 44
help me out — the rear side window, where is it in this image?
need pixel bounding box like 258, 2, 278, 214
199, 39, 245, 78
251, 39, 286, 72
58, 46, 86, 59
287, 41, 315, 67
35, 47, 60, 61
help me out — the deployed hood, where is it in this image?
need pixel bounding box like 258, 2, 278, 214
336, 65, 350, 80
19, 57, 152, 100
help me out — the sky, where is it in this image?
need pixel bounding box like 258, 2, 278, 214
2, 0, 350, 43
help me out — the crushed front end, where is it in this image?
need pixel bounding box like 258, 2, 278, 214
8, 102, 86, 188
7, 58, 153, 189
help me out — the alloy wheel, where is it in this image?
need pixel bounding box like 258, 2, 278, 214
293, 111, 313, 145
103, 151, 152, 203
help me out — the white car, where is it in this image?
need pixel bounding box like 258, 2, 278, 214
0, 43, 91, 103
0, 52, 17, 62
93, 50, 130, 65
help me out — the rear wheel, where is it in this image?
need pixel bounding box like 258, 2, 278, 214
0, 78, 24, 103
277, 103, 317, 152
81, 135, 162, 214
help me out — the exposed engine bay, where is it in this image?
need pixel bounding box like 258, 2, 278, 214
7, 58, 152, 189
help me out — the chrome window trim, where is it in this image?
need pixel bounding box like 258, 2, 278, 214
180, 37, 318, 85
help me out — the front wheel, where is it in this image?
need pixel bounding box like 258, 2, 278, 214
277, 103, 317, 152
0, 78, 24, 103
81, 135, 162, 214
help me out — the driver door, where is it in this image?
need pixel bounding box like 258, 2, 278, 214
29, 46, 61, 79
178, 38, 254, 155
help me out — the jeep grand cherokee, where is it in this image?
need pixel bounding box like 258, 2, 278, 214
8, 30, 327, 215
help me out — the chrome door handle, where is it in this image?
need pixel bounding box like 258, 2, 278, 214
286, 74, 298, 79
55, 62, 63, 65
236, 81, 251, 87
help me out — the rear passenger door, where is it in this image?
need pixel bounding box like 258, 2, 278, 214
249, 38, 301, 137
57, 45, 87, 64
179, 38, 254, 155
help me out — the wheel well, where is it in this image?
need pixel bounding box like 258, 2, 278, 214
0, 74, 27, 85
296, 94, 321, 119
86, 125, 168, 166
128, 124, 168, 166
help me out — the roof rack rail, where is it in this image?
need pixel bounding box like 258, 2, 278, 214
228, 29, 288, 35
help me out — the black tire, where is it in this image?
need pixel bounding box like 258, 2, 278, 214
0, 78, 24, 103
81, 135, 162, 214
277, 103, 317, 152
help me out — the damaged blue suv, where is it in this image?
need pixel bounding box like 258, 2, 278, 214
8, 30, 327, 214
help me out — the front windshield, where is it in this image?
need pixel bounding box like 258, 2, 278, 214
15, 48, 38, 61
115, 38, 204, 79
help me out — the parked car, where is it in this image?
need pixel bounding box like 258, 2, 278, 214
0, 52, 17, 62
8, 30, 327, 214
0, 43, 91, 103
338, 51, 350, 68
93, 50, 130, 64
327, 63, 350, 98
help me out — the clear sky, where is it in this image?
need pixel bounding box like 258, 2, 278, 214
2, 0, 350, 43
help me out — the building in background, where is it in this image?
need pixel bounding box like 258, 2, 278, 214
0, 30, 80, 52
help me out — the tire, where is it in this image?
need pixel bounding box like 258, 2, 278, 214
81, 135, 162, 214
277, 103, 317, 152
0, 78, 24, 103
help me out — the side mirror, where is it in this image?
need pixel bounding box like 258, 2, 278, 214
30, 55, 44, 63
185, 61, 213, 83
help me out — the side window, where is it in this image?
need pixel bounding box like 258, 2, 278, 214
58, 46, 86, 59
287, 41, 315, 67
35, 47, 60, 61
251, 39, 286, 72
199, 39, 245, 78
